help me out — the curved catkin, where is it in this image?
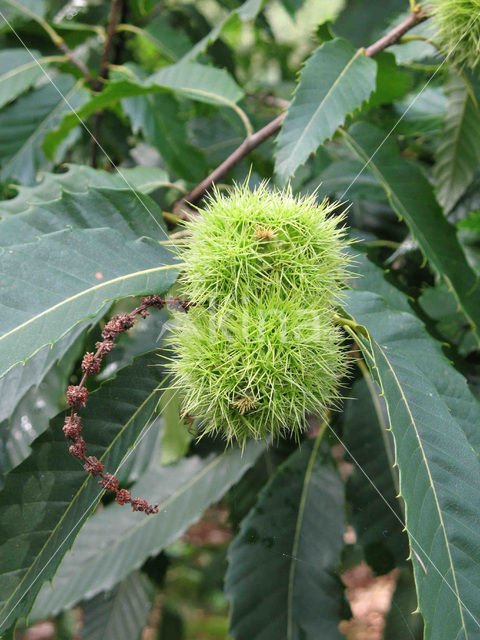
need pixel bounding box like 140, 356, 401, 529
170, 183, 351, 445
432, 0, 480, 69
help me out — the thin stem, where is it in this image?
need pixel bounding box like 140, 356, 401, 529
400, 34, 443, 52
162, 210, 185, 225
95, 0, 123, 90
2, 0, 95, 84
116, 23, 176, 61
333, 312, 368, 338
90, 0, 123, 166
174, 113, 285, 218
174, 7, 430, 216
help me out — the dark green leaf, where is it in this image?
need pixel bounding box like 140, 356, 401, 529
30, 440, 263, 617
275, 38, 377, 181
343, 122, 480, 347
182, 0, 264, 61
0, 75, 89, 185
0, 189, 179, 378
346, 253, 480, 639
316, 159, 384, 201
0, 351, 167, 632
333, 0, 405, 47
0, 164, 171, 215
226, 437, 347, 640
0, 321, 88, 477
433, 72, 480, 213
419, 282, 477, 356
122, 92, 207, 181
81, 572, 155, 640
0, 48, 44, 109
43, 63, 243, 161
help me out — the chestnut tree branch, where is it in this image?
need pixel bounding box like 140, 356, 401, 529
174, 6, 429, 218
90, 0, 123, 166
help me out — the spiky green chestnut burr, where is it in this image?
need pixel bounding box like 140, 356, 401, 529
179, 182, 350, 306
169, 294, 347, 445
170, 183, 351, 445
432, 0, 480, 69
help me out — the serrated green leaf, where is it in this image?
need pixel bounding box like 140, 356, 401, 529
344, 379, 408, 575
342, 122, 480, 347
0, 351, 167, 633
0, 164, 171, 216
81, 572, 155, 640
0, 186, 167, 245
0, 75, 89, 185
225, 437, 347, 640
0, 185, 171, 467
275, 38, 377, 181
0, 231, 179, 379
30, 440, 263, 617
433, 72, 480, 213
345, 253, 480, 639
0, 49, 44, 109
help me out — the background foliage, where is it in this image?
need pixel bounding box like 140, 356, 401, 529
0, 0, 480, 638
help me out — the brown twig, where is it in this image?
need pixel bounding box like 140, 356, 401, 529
95, 0, 123, 90
63, 295, 193, 515
90, 0, 123, 166
174, 7, 430, 218
57, 41, 95, 85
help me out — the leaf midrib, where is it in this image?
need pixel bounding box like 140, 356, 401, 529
0, 262, 180, 375
438, 79, 469, 196
2, 81, 82, 174
373, 340, 467, 635
342, 129, 480, 346
286, 47, 363, 164
286, 432, 323, 640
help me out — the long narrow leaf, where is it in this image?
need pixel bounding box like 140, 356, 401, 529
343, 122, 480, 346
346, 255, 480, 639
275, 38, 377, 181
226, 438, 347, 640
30, 441, 263, 617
